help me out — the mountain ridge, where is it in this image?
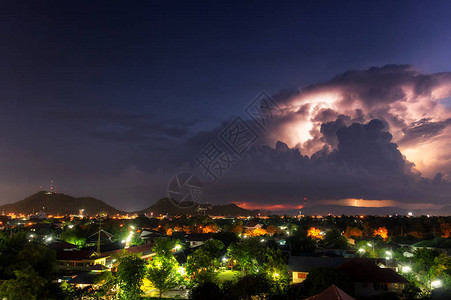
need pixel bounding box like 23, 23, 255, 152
0, 192, 261, 217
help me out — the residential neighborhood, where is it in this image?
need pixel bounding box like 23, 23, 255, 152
0, 211, 450, 299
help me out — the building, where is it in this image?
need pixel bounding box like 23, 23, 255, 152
103, 244, 156, 266
186, 233, 214, 248
305, 284, 355, 300
55, 250, 108, 272
411, 237, 451, 256
336, 258, 409, 298
287, 256, 350, 283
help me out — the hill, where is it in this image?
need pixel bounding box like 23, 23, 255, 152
0, 191, 122, 216
136, 198, 263, 217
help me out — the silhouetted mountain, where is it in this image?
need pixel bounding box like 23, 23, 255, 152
136, 198, 263, 217
0, 191, 122, 216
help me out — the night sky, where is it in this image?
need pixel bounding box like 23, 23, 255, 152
1, 1, 451, 211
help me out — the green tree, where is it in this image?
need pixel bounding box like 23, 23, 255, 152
228, 238, 265, 275
116, 252, 146, 300
187, 239, 224, 283
228, 274, 271, 300
60, 225, 87, 248
16, 243, 56, 278
413, 248, 440, 293
264, 248, 289, 293
0, 266, 46, 300
147, 259, 179, 299
323, 229, 348, 249
146, 237, 181, 298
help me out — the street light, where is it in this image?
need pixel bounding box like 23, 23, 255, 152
431, 280, 442, 289
402, 266, 411, 273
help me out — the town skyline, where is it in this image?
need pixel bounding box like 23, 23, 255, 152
1, 1, 451, 212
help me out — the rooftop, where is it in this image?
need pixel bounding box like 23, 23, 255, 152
336, 258, 408, 284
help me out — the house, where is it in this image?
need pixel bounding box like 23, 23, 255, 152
48, 240, 78, 251
85, 229, 115, 247
186, 233, 214, 248
140, 229, 164, 244
411, 237, 451, 256
287, 256, 350, 283
305, 284, 355, 300
55, 250, 108, 272
336, 258, 409, 298
103, 244, 156, 266
67, 271, 105, 289
244, 221, 263, 232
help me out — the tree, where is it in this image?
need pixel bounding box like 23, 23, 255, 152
186, 239, 224, 283
116, 252, 146, 300
147, 260, 180, 299
266, 225, 277, 235
344, 226, 363, 239
373, 227, 388, 241
264, 248, 289, 293
440, 222, 451, 238
228, 238, 265, 275
93, 271, 117, 299
229, 274, 271, 300
0, 266, 46, 300
60, 225, 87, 248
189, 281, 223, 300
16, 243, 56, 278
146, 237, 181, 298
307, 227, 323, 239
213, 231, 239, 248
323, 229, 348, 249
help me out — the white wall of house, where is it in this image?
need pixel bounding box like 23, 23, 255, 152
291, 271, 308, 283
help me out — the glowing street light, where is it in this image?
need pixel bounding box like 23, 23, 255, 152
431, 280, 442, 289
402, 266, 411, 273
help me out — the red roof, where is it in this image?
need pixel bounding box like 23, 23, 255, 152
336, 258, 408, 284
305, 285, 355, 300
56, 250, 96, 261
102, 244, 154, 256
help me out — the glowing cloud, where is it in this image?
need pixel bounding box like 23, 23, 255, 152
266, 65, 451, 179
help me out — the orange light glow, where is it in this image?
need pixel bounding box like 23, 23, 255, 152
307, 227, 323, 239
233, 202, 300, 211
373, 227, 388, 241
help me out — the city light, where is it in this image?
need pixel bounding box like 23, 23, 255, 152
431, 280, 442, 288
402, 266, 411, 273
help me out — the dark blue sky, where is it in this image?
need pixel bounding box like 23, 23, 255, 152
1, 1, 451, 210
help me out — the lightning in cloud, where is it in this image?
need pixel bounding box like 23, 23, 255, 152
265, 65, 451, 179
